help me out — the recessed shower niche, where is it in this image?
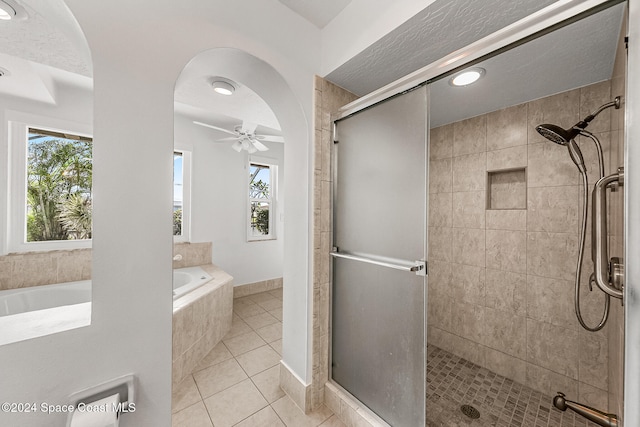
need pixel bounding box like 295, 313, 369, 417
487, 168, 527, 210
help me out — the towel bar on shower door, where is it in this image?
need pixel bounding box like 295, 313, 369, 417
330, 250, 426, 276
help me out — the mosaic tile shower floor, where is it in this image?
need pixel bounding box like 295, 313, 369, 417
426, 346, 600, 427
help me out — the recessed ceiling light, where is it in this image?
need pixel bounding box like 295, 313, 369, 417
211, 80, 235, 96
449, 67, 486, 87
0, 0, 16, 20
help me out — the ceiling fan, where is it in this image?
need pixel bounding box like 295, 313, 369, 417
193, 120, 284, 153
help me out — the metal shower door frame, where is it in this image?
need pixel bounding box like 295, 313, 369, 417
624, 1, 640, 425
333, 0, 625, 122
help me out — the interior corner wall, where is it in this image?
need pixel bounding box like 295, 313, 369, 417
174, 113, 285, 286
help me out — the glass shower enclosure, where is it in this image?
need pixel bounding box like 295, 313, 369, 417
330, 86, 428, 427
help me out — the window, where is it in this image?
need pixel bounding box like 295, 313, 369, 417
7, 119, 191, 250
26, 128, 93, 242
8, 120, 94, 253
173, 150, 191, 242
248, 160, 276, 241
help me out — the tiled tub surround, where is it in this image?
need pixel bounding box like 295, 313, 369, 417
172, 242, 213, 268
172, 263, 233, 385
428, 79, 624, 412
0, 241, 211, 291
0, 248, 91, 290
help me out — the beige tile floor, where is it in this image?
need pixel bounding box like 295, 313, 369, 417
172, 289, 345, 427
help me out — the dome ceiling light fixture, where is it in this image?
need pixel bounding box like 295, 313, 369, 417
0, 0, 27, 21
0, 0, 16, 20
449, 67, 486, 87
211, 80, 236, 96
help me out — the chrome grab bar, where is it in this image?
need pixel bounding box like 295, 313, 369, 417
591, 167, 624, 299
330, 250, 425, 275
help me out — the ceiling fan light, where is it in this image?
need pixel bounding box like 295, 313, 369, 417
231, 141, 243, 152
211, 80, 235, 96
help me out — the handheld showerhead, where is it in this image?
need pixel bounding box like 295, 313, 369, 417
535, 124, 572, 145
535, 96, 621, 173
534, 125, 586, 172
535, 96, 622, 145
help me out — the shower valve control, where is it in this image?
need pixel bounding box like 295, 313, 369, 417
609, 257, 624, 292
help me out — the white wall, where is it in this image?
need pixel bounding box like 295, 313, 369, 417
0, 1, 319, 426
175, 113, 285, 286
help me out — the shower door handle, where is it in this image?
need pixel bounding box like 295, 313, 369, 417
592, 167, 624, 299
330, 250, 426, 276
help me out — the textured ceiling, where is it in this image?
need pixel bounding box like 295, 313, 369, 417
326, 0, 558, 96
278, 0, 351, 28
0, 0, 91, 104
429, 3, 625, 127
0, 0, 90, 77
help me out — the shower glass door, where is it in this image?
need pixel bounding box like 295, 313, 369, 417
331, 86, 427, 427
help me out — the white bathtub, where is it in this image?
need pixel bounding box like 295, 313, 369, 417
172, 266, 212, 299
0, 266, 212, 318
0, 280, 91, 317
0, 266, 219, 347
0, 282, 92, 346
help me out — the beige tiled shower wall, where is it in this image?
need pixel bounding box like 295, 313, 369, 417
428, 79, 622, 412
311, 76, 358, 411
607, 10, 626, 419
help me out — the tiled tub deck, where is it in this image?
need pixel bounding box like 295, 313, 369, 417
426, 345, 600, 427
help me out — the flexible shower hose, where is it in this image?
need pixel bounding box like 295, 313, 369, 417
575, 168, 610, 332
